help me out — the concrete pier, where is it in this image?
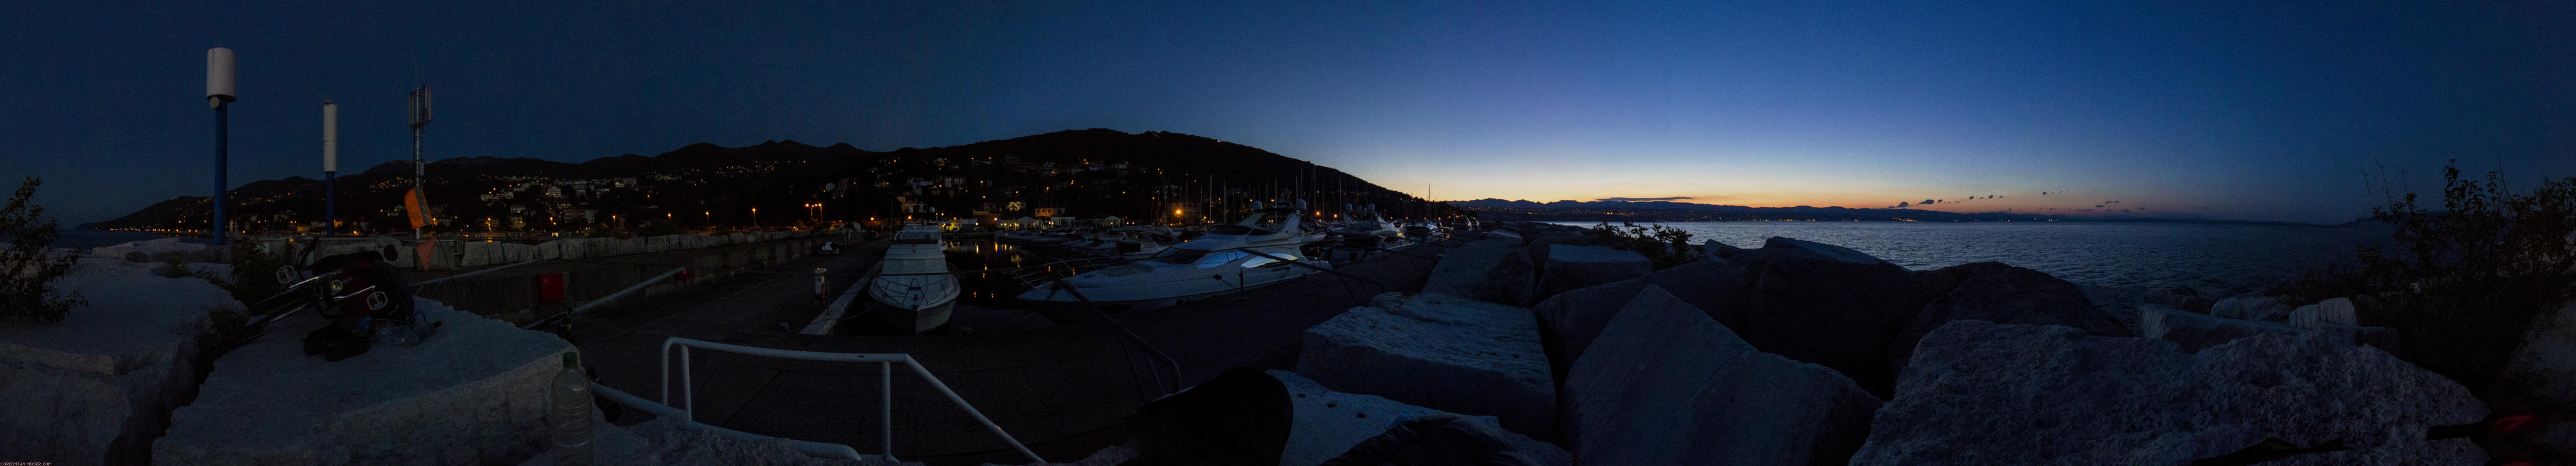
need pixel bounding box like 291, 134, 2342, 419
565, 242, 1444, 464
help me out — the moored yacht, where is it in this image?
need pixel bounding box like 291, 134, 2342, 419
870, 225, 957, 333
1332, 204, 1403, 249
1018, 202, 1330, 305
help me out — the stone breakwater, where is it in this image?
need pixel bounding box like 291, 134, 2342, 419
1098, 222, 2522, 465
6, 222, 2551, 465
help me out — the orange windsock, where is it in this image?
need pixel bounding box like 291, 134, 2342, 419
404, 188, 432, 228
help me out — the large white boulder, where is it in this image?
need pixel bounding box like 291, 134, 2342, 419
2138, 303, 2307, 352
1852, 320, 2487, 465
155, 298, 574, 465
1268, 370, 1566, 466
1564, 285, 1879, 465
0, 274, 231, 466
1421, 238, 1535, 306
1891, 262, 2128, 376
1295, 292, 1554, 439
2496, 298, 2576, 463
1529, 259, 1742, 381
2209, 292, 2293, 322
1721, 236, 1920, 396
1533, 245, 1649, 302
2288, 297, 2360, 330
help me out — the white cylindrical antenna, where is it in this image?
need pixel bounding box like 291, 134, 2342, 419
321, 101, 338, 172
205, 48, 237, 108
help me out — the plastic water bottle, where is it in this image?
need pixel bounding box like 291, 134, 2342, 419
551, 352, 594, 465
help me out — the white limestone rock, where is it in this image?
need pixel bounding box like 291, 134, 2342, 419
1295, 292, 1555, 439
2287, 297, 2360, 330
0, 274, 231, 466
1852, 320, 2488, 465
2496, 298, 2576, 464
2138, 303, 2307, 352
1534, 245, 1650, 302
154, 298, 575, 465
1563, 285, 1879, 465
2208, 292, 2292, 322
1530, 259, 1740, 382
1268, 370, 1566, 466
1421, 238, 1535, 306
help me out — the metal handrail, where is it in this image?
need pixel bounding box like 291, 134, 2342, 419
658, 337, 1045, 464
521, 266, 687, 330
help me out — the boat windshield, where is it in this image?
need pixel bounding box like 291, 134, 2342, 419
1151, 248, 1210, 264
894, 230, 939, 244
1236, 210, 1291, 235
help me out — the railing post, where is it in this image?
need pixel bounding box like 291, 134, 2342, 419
881, 359, 893, 460
681, 345, 694, 422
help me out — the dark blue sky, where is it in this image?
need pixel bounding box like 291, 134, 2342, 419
2, 1, 2567, 224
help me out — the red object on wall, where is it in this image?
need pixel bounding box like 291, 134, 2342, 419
535, 273, 567, 305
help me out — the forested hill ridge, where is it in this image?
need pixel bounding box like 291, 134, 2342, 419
92, 129, 1449, 234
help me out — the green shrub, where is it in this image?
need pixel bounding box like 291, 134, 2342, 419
2338, 162, 2576, 393
1587, 221, 1707, 270
0, 178, 85, 322
221, 242, 293, 303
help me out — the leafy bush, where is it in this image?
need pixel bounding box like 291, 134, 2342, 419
1587, 221, 1707, 270
222, 241, 293, 303
0, 178, 86, 322
2335, 162, 2576, 393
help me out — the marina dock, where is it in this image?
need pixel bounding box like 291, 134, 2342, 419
566, 239, 1446, 464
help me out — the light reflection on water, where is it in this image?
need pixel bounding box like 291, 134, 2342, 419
944, 238, 1035, 302
1551, 221, 2394, 297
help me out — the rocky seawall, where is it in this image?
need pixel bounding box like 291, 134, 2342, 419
1097, 221, 2546, 465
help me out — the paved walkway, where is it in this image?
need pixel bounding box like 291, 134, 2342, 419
568, 242, 1445, 465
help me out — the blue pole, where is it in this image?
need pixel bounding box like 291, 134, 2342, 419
324, 171, 336, 237
213, 103, 228, 246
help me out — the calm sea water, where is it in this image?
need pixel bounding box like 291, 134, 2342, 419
1547, 221, 2393, 297
16, 229, 188, 250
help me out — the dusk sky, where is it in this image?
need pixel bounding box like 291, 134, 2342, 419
2, 1, 2568, 225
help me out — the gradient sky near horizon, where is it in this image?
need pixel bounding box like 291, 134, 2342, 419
2, 1, 2568, 225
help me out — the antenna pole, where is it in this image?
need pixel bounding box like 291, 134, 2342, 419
408, 86, 431, 239
213, 103, 228, 246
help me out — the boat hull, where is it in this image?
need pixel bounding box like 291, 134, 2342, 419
874, 299, 956, 334
1017, 262, 1327, 303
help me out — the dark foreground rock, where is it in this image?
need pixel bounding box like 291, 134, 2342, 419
1530, 259, 1743, 382
1563, 286, 1880, 465
1891, 262, 2129, 375
1724, 236, 1922, 397
1423, 238, 1535, 306
1124, 367, 1293, 466
1319, 414, 1544, 466
1852, 320, 2488, 465
1297, 293, 1554, 439
1532, 244, 1651, 308
1270, 370, 1568, 466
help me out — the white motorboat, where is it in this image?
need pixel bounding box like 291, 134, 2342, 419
1019, 203, 1330, 305
869, 225, 957, 333
1333, 205, 1404, 249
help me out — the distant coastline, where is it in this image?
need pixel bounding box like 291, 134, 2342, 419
1450, 198, 2355, 226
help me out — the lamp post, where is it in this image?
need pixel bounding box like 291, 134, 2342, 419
206, 48, 237, 246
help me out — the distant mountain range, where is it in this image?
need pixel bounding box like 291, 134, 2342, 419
90, 129, 1446, 234
1444, 199, 2324, 224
